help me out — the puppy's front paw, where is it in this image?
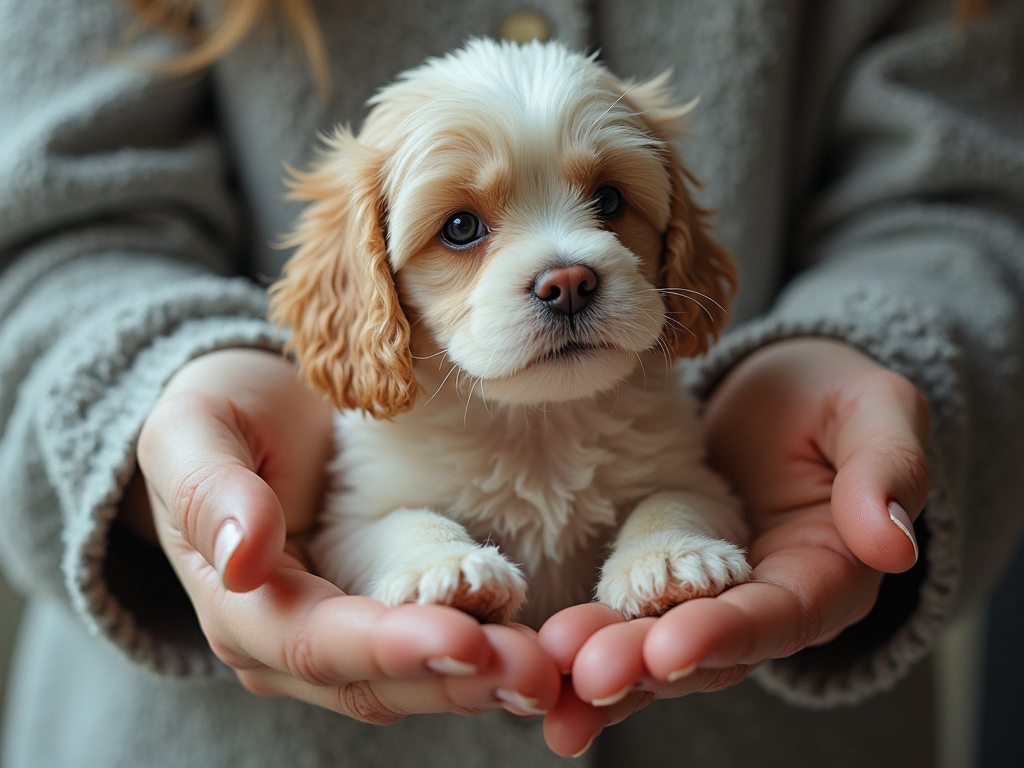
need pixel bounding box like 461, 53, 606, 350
372, 546, 527, 624
596, 534, 750, 619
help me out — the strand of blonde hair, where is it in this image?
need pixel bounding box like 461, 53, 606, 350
122, 0, 988, 96
122, 0, 331, 94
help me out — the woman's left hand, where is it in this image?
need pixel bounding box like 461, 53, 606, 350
537, 338, 931, 757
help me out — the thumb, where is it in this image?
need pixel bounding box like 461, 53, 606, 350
138, 391, 287, 593
828, 372, 931, 574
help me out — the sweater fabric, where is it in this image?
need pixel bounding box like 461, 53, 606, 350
0, 0, 1022, 765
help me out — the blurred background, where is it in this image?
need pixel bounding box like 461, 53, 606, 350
0, 538, 1019, 767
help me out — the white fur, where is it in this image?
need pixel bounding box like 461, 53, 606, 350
307, 40, 751, 626
313, 362, 749, 626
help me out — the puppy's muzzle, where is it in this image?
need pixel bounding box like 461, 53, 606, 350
532, 265, 599, 317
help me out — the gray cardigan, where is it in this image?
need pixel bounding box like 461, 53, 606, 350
0, 0, 1022, 765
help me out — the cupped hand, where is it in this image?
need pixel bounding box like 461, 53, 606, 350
127, 348, 560, 723
539, 338, 931, 756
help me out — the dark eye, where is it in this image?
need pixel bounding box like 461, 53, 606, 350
441, 212, 486, 247
593, 186, 624, 220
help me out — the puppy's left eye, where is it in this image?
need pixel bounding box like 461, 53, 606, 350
441, 212, 487, 247
593, 186, 625, 220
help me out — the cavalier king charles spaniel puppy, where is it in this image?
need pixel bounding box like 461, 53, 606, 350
270, 39, 749, 628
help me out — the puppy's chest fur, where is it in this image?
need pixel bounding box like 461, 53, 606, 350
324, 370, 716, 622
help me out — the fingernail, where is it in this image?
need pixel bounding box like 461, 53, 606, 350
667, 662, 698, 682
591, 684, 632, 707
426, 657, 478, 676
494, 689, 547, 716
572, 735, 596, 758
213, 519, 243, 580
888, 501, 919, 563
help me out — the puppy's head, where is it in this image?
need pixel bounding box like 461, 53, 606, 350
270, 39, 736, 418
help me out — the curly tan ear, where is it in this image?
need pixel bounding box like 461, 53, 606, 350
268, 128, 416, 418
657, 158, 737, 357
619, 73, 738, 358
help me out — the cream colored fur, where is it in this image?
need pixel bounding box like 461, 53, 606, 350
315, 362, 749, 626
281, 39, 751, 626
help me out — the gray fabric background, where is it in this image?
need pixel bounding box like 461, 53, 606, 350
1, 0, 1022, 764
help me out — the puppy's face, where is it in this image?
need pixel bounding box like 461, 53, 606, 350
271, 41, 736, 417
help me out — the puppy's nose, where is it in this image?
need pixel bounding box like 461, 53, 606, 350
533, 265, 599, 316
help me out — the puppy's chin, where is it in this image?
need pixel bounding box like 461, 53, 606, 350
480, 347, 639, 406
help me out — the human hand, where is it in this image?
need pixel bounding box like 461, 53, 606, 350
127, 348, 560, 722
538, 338, 930, 756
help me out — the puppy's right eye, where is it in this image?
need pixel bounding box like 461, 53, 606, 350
593, 186, 625, 220
441, 212, 486, 247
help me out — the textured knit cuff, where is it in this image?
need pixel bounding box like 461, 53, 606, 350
38, 275, 286, 676
685, 281, 962, 707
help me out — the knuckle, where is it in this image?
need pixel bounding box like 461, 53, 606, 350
142, 393, 220, 446
869, 368, 917, 401
171, 463, 223, 546
882, 440, 932, 502
236, 670, 280, 698
872, 370, 932, 441
204, 630, 258, 671
282, 631, 330, 686
335, 682, 405, 725
698, 665, 751, 694
761, 579, 823, 656
787, 608, 823, 655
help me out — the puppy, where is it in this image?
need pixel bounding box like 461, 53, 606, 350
270, 39, 750, 628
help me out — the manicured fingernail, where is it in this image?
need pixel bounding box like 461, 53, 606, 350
591, 684, 632, 707
572, 736, 596, 758
213, 519, 243, 580
494, 689, 547, 715
426, 657, 477, 676
667, 662, 698, 682
888, 501, 919, 563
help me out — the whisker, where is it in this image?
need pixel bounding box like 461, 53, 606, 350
421, 363, 458, 408
657, 291, 714, 323
655, 337, 672, 386
479, 380, 494, 418
636, 307, 698, 340
411, 350, 447, 360
656, 288, 729, 316
464, 377, 480, 425
634, 350, 647, 389
661, 315, 699, 339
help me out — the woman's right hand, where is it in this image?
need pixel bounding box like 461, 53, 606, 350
128, 348, 560, 722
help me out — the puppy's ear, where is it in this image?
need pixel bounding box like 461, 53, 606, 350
657, 157, 737, 357
619, 73, 739, 358
269, 128, 416, 418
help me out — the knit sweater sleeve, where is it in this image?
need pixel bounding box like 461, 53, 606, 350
688, 0, 1024, 706
0, 0, 284, 675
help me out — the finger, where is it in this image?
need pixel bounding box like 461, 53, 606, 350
543, 681, 661, 758
537, 603, 625, 674
643, 544, 880, 679
570, 617, 656, 705
183, 562, 496, 683
236, 623, 560, 722
139, 392, 286, 592
445, 624, 562, 716
829, 371, 931, 572
543, 679, 608, 758
543, 661, 749, 757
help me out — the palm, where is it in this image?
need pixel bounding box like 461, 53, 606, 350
539, 339, 929, 757
134, 349, 562, 724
